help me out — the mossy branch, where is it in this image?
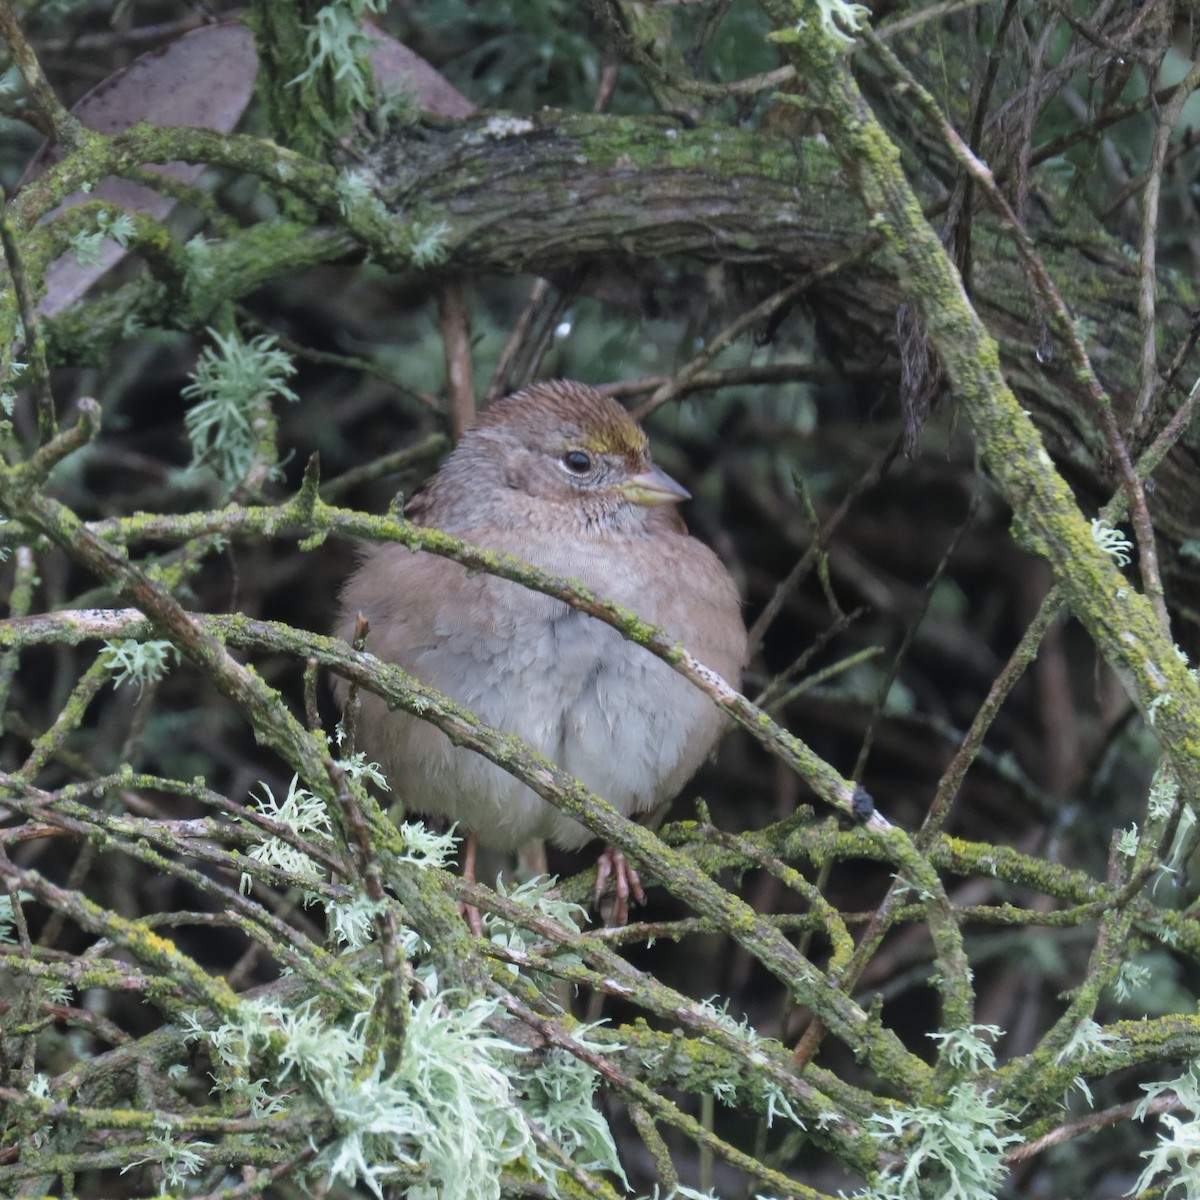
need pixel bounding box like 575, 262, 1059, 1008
762, 1, 1200, 822
0, 601, 930, 1090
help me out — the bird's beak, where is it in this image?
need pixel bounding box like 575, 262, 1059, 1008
620, 463, 691, 507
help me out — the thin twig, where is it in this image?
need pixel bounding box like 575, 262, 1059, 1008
852, 495, 981, 781
1005, 1092, 1181, 1164
1101, 127, 1200, 221
861, 27, 1170, 632
949, 0, 1018, 290
634, 277, 810, 420
746, 439, 900, 658
318, 433, 449, 502
437, 279, 475, 437
0, 4, 86, 143
484, 278, 551, 406
875, 0, 1002, 41
1132, 60, 1200, 431
0, 183, 55, 440
599, 361, 867, 399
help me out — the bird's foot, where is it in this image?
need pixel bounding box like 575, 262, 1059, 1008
594, 845, 647, 926
458, 900, 484, 936
459, 830, 484, 935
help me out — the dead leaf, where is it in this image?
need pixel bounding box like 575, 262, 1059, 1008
24, 21, 258, 316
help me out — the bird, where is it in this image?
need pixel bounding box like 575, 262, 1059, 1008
334, 379, 746, 920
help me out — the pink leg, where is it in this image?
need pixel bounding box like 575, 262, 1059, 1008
593, 845, 647, 926
460, 832, 483, 935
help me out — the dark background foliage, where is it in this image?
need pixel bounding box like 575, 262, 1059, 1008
3, 2, 1200, 1197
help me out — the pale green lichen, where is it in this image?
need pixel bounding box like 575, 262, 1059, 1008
0, 892, 31, 944
120, 1121, 212, 1191
1054, 1019, 1127, 1106
407, 217, 451, 268
1090, 518, 1133, 567
1115, 824, 1139, 858
861, 1085, 1020, 1200
99, 638, 179, 693
239, 774, 330, 898
1135, 1060, 1200, 1199
1113, 959, 1152, 1003
854, 1025, 1021, 1200
798, 0, 872, 47
183, 987, 626, 1198
181, 328, 298, 485
291, 0, 385, 113
69, 210, 135, 267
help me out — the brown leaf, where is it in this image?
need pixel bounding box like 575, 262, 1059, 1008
363, 22, 476, 119
24, 22, 258, 315
22, 17, 473, 315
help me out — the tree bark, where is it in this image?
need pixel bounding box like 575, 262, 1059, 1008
366, 112, 1200, 640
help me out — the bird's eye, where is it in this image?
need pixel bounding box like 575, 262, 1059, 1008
562, 450, 593, 475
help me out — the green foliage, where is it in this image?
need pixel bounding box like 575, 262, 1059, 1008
862, 1029, 1020, 1200
1091, 518, 1134, 568
120, 1122, 212, 1192
67, 209, 135, 268
240, 773, 332, 897
863, 1082, 1022, 1200
1135, 1062, 1200, 1200
98, 637, 179, 692
292, 0, 387, 118
182, 981, 626, 1199
806, 0, 872, 48
181, 328, 299, 486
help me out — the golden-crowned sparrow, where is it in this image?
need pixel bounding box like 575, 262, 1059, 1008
335, 380, 746, 909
